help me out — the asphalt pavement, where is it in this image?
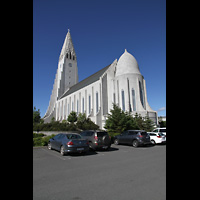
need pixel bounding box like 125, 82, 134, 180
33, 144, 166, 200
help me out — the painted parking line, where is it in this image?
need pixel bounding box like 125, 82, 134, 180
41, 148, 67, 160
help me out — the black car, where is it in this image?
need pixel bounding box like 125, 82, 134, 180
48, 133, 89, 156
79, 130, 111, 150
113, 130, 151, 147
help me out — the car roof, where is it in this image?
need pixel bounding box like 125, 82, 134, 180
155, 128, 166, 129
81, 130, 107, 132
59, 133, 80, 135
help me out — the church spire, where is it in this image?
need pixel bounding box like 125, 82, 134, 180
59, 29, 76, 61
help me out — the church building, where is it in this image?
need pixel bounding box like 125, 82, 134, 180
43, 30, 158, 129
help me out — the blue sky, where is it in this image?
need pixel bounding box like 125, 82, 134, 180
33, 0, 166, 118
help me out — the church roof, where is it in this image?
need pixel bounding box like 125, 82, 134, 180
59, 64, 111, 100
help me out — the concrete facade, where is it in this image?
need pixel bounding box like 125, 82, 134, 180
43, 30, 158, 128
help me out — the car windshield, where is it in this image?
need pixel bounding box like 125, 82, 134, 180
97, 132, 108, 137
153, 129, 158, 133
67, 134, 82, 139
160, 129, 166, 132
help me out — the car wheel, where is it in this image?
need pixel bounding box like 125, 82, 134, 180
89, 142, 94, 151
151, 139, 156, 145
132, 140, 139, 148
48, 142, 52, 150
104, 145, 110, 151
60, 145, 65, 156
114, 139, 119, 145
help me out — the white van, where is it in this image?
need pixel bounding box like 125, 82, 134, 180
152, 128, 166, 136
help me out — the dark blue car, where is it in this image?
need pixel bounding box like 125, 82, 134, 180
48, 133, 89, 156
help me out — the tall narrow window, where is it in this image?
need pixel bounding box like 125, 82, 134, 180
77, 100, 79, 113
132, 89, 136, 111
89, 95, 91, 114
121, 90, 125, 111
113, 93, 116, 104
139, 81, 145, 109
127, 78, 131, 112
68, 103, 70, 116
72, 102, 74, 111
82, 98, 84, 113
117, 80, 119, 104
96, 92, 99, 113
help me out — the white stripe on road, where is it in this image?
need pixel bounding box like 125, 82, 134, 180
41, 148, 68, 160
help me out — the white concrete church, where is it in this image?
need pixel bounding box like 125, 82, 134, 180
43, 30, 158, 129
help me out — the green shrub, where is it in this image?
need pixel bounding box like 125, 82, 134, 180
33, 133, 45, 138
33, 134, 55, 147
41, 134, 55, 146
33, 137, 43, 146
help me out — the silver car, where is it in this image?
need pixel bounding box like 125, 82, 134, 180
48, 133, 89, 156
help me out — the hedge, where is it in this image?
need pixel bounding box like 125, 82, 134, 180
33, 133, 55, 147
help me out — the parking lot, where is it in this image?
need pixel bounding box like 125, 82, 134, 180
33, 144, 166, 200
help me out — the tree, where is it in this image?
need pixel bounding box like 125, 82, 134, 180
76, 113, 99, 130
133, 112, 144, 130
104, 104, 129, 134
104, 104, 155, 135
67, 111, 77, 124
143, 115, 154, 132
159, 120, 166, 128
33, 106, 41, 123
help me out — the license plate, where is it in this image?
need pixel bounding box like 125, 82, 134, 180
77, 148, 84, 151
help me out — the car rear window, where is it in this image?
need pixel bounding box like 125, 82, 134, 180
97, 132, 108, 137
160, 129, 166, 132
128, 131, 137, 135
67, 134, 82, 139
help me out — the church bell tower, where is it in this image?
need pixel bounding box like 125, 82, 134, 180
57, 29, 78, 98
43, 29, 78, 122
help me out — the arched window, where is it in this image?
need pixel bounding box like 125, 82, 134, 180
121, 90, 125, 111
132, 89, 136, 111
70, 52, 72, 59
66, 53, 68, 58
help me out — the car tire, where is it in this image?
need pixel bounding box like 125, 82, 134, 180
132, 140, 139, 148
104, 145, 111, 151
151, 139, 156, 145
89, 142, 94, 151
48, 142, 52, 150
60, 145, 65, 156
114, 139, 119, 145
